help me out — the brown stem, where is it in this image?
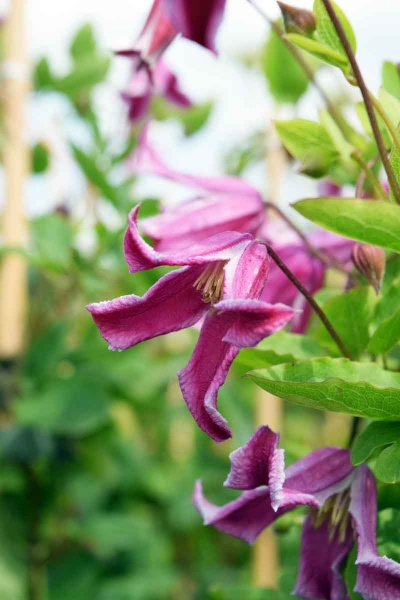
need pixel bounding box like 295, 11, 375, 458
321, 0, 400, 204
246, 0, 349, 137
263, 243, 354, 360
350, 152, 389, 200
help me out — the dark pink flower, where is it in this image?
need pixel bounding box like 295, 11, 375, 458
131, 131, 265, 249
87, 213, 294, 442
194, 427, 400, 599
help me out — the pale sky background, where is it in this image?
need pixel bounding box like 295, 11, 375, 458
2, 0, 400, 214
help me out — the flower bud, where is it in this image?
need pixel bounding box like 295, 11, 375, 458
277, 2, 316, 36
352, 244, 386, 294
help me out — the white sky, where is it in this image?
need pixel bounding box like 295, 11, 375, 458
2, 0, 400, 213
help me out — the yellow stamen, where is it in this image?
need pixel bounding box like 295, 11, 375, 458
194, 262, 226, 304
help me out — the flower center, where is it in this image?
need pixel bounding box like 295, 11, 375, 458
310, 491, 351, 542
194, 262, 226, 304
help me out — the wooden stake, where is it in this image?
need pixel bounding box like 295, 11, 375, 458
252, 109, 286, 589
0, 0, 29, 358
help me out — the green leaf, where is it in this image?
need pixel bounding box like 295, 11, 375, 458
377, 509, 400, 561
239, 332, 327, 368
31, 142, 50, 174
16, 378, 110, 436
33, 57, 54, 90
368, 308, 400, 354
313, 0, 356, 56
247, 357, 400, 420
285, 33, 348, 69
375, 441, 400, 483
344, 545, 362, 600
382, 61, 400, 101
379, 87, 400, 129
70, 24, 97, 61
55, 56, 110, 97
315, 287, 375, 359
264, 28, 309, 103
275, 119, 337, 177
151, 98, 213, 136
32, 214, 73, 271
71, 144, 125, 207
351, 422, 400, 465
389, 127, 400, 202
207, 587, 286, 600
294, 198, 400, 253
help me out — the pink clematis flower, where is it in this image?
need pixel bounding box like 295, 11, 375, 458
130, 131, 265, 250
194, 427, 400, 599
87, 211, 294, 442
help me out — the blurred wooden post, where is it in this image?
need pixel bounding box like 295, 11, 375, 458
0, 0, 29, 358
252, 111, 286, 589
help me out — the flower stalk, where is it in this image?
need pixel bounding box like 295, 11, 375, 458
263, 243, 354, 360
321, 0, 400, 204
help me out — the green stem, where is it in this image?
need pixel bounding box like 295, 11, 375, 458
351, 152, 389, 200
370, 92, 400, 151
321, 0, 400, 204
347, 416, 361, 448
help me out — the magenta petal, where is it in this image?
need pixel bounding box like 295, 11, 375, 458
86, 266, 207, 350
141, 194, 264, 252
293, 516, 353, 600
216, 299, 294, 348
124, 205, 252, 273
135, 0, 177, 61
285, 447, 354, 503
350, 466, 400, 598
224, 427, 285, 502
355, 557, 400, 600
193, 480, 275, 543
224, 241, 270, 300
162, 0, 226, 53
178, 310, 240, 442
154, 60, 192, 107
131, 127, 261, 196
193, 480, 317, 544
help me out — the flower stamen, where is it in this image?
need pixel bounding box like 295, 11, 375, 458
194, 262, 226, 304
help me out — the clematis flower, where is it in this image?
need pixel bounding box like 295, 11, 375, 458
121, 57, 192, 124
131, 130, 265, 249
87, 211, 294, 442
194, 426, 400, 599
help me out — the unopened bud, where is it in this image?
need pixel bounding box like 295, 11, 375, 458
277, 2, 316, 36
352, 244, 386, 294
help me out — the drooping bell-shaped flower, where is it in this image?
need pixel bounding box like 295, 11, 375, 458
130, 129, 265, 249
194, 427, 400, 599
87, 212, 294, 442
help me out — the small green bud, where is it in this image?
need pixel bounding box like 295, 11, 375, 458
277, 2, 316, 36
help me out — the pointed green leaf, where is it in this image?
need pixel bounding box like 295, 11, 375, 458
382, 61, 400, 101
285, 34, 348, 69
275, 119, 337, 177
375, 442, 400, 483
264, 28, 309, 103
293, 198, 400, 253
351, 422, 400, 465
315, 287, 375, 359
238, 333, 327, 368
313, 0, 356, 55
368, 308, 400, 355
247, 358, 400, 420
70, 24, 97, 61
